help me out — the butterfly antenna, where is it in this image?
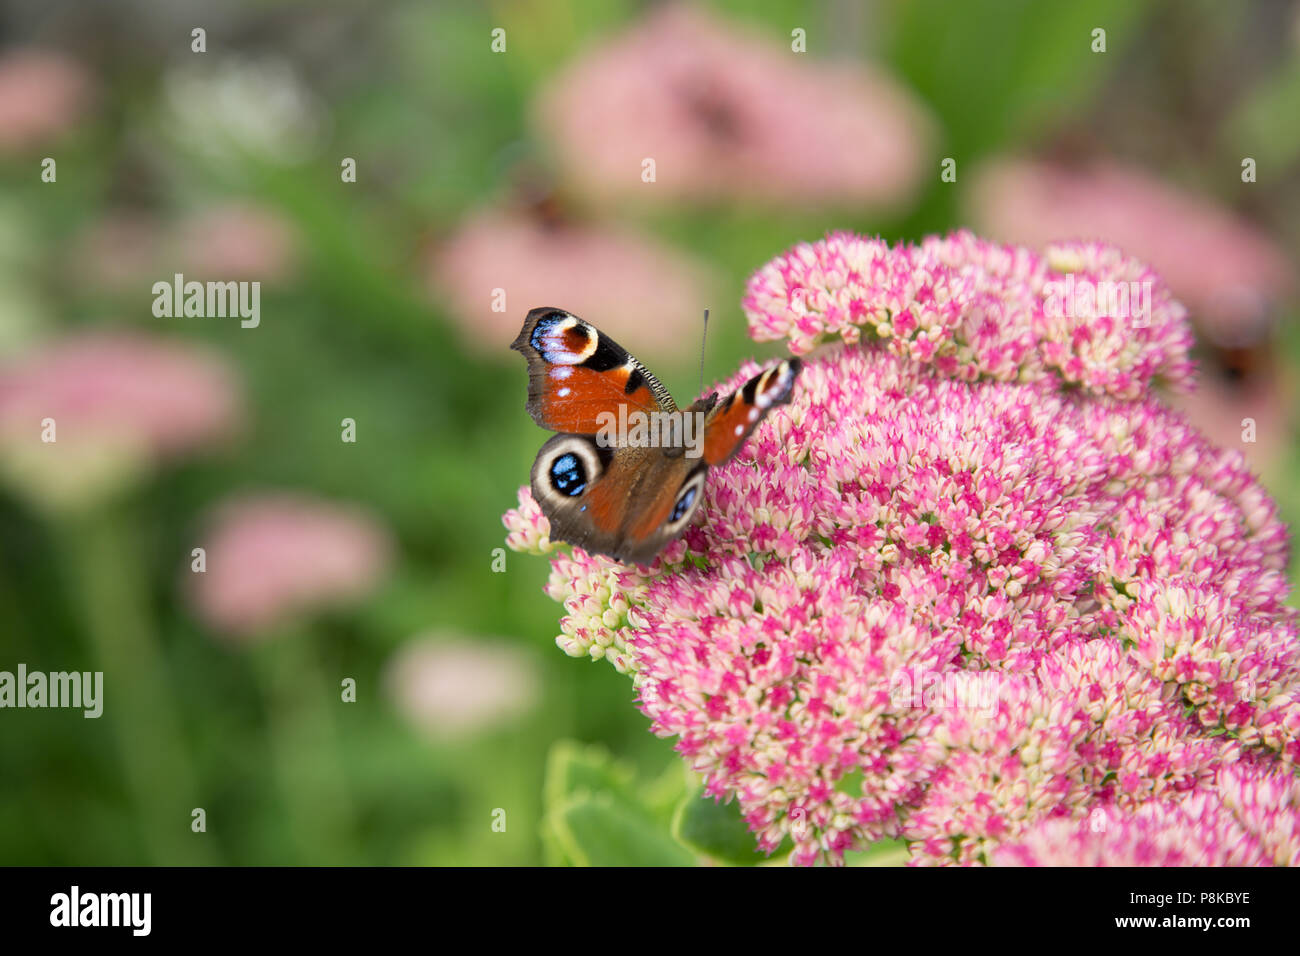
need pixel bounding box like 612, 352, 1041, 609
698, 308, 710, 398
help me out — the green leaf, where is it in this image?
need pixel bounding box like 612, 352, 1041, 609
641, 761, 692, 826
671, 790, 770, 866
541, 740, 697, 865
844, 839, 911, 867
542, 740, 636, 810
548, 792, 697, 867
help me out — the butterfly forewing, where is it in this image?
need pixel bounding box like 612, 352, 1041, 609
700, 359, 802, 466
511, 307, 676, 434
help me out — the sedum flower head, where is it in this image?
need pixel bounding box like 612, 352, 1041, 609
190, 492, 393, 640
504, 231, 1299, 865
385, 635, 541, 742
990, 763, 1300, 866
966, 158, 1294, 351
0, 331, 242, 510
0, 49, 92, 154
741, 230, 1195, 399
431, 210, 715, 362
534, 3, 933, 210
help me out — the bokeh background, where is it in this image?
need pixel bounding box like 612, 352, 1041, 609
0, 0, 1297, 865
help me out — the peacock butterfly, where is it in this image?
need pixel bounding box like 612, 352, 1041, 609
512, 307, 801, 564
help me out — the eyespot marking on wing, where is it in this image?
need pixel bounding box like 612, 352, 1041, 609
530, 312, 598, 365
534, 436, 604, 508
664, 469, 707, 535
548, 452, 587, 496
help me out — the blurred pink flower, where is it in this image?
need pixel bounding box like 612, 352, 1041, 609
430, 209, 716, 362
190, 493, 393, 640
991, 764, 1300, 866
174, 203, 299, 282
0, 332, 241, 508
966, 159, 1295, 349
533, 3, 933, 208
72, 203, 299, 293
0, 50, 91, 153
385, 636, 540, 741
1165, 369, 1289, 479
505, 231, 1299, 866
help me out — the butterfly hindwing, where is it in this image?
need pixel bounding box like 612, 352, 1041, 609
529, 433, 706, 564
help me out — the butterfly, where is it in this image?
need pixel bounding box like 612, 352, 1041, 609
512, 307, 802, 564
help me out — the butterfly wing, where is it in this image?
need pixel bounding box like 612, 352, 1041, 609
530, 434, 706, 565
511, 307, 676, 434
700, 358, 802, 465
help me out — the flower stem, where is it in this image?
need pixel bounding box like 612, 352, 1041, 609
58, 504, 215, 865
249, 627, 356, 863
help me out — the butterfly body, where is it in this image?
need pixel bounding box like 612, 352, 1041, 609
512, 307, 800, 564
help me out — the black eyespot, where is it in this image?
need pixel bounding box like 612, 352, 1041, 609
549, 452, 587, 497
529, 312, 567, 353
670, 484, 698, 523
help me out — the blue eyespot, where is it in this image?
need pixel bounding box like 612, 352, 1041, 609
549, 452, 587, 497
670, 484, 697, 522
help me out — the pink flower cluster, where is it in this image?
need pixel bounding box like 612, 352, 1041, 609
190, 493, 392, 639
991, 763, 1300, 866
430, 210, 716, 362
966, 159, 1294, 350
743, 231, 1195, 400
504, 232, 1299, 865
0, 332, 240, 460
534, 3, 933, 208
0, 49, 91, 153
0, 332, 242, 509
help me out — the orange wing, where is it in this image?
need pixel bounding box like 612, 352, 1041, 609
701, 359, 801, 465
512, 307, 675, 435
